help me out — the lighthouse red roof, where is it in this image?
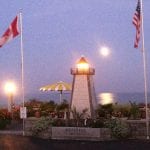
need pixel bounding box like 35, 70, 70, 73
77, 56, 88, 64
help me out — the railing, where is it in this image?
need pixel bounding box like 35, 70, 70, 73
71, 68, 95, 75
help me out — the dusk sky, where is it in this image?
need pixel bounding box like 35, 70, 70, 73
0, 0, 150, 102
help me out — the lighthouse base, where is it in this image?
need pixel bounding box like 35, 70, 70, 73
70, 75, 96, 119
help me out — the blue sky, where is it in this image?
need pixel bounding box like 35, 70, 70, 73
0, 0, 150, 102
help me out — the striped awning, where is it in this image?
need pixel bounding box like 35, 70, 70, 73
40, 81, 71, 92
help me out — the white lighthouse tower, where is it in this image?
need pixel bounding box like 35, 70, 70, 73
70, 56, 97, 118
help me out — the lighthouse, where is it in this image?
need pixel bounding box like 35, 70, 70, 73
70, 56, 97, 118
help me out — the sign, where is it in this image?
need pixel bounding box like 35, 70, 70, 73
20, 107, 27, 119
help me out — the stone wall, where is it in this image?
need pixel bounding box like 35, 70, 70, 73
127, 119, 149, 139
24, 118, 110, 140
24, 118, 150, 140
51, 127, 110, 141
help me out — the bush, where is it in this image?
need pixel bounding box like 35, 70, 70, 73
105, 118, 130, 139
0, 109, 11, 130
51, 119, 66, 127
32, 117, 52, 136
91, 119, 105, 128
129, 101, 140, 119
96, 104, 113, 118
0, 119, 8, 129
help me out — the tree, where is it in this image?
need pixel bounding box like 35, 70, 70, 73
25, 99, 41, 117
56, 100, 69, 112
56, 100, 69, 118
96, 104, 113, 118
40, 100, 57, 116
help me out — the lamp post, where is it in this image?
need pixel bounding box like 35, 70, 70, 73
4, 81, 17, 118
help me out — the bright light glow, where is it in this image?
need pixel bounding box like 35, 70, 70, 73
4, 81, 17, 95
77, 63, 89, 70
99, 93, 114, 105
99, 46, 110, 57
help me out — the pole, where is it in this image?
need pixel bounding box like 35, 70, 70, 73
10, 93, 14, 119
140, 0, 149, 139
60, 91, 62, 103
8, 94, 12, 113
19, 11, 25, 136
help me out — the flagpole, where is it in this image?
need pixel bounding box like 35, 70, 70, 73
140, 0, 149, 140
19, 11, 25, 136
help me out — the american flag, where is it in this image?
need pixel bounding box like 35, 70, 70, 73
132, 0, 141, 48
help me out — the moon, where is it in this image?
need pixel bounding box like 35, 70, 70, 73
99, 46, 110, 57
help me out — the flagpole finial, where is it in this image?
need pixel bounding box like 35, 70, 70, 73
19, 8, 23, 13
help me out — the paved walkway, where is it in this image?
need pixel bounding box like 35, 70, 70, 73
0, 135, 150, 150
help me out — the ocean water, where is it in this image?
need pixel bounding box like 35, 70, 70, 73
97, 92, 150, 105
31, 92, 150, 105
0, 92, 150, 107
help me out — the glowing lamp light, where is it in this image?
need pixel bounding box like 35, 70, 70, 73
4, 81, 17, 95
77, 63, 89, 70
76, 56, 90, 71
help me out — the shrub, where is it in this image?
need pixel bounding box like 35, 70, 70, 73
91, 119, 105, 128
96, 104, 113, 118
105, 118, 130, 139
0, 109, 11, 130
32, 117, 52, 136
51, 119, 66, 127
129, 101, 140, 119
0, 119, 8, 129
112, 104, 130, 118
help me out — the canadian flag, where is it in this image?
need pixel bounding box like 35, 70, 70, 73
0, 15, 20, 47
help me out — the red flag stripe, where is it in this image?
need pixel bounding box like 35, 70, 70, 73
132, 0, 141, 48
11, 16, 20, 37
0, 15, 20, 47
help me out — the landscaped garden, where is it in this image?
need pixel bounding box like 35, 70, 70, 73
0, 99, 149, 140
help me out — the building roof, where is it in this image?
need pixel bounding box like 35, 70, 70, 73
77, 56, 88, 64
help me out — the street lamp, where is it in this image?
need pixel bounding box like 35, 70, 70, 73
4, 81, 17, 114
